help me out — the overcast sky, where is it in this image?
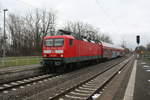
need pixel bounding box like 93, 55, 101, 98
0, 0, 150, 49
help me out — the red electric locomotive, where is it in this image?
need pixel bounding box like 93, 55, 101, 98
42, 30, 124, 70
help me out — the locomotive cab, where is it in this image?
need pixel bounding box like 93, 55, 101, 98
42, 35, 75, 66
43, 38, 64, 58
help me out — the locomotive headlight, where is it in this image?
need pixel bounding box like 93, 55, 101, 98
43, 54, 47, 57
55, 50, 63, 53
60, 54, 63, 57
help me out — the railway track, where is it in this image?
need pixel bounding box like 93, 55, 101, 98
48, 56, 134, 100
21, 56, 133, 100
0, 73, 59, 93
0, 56, 131, 100
0, 65, 43, 84
0, 57, 128, 94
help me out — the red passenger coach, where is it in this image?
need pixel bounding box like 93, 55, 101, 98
102, 42, 124, 59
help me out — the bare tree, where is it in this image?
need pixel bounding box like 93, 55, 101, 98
62, 21, 85, 39
25, 9, 56, 53
62, 21, 112, 43
98, 33, 113, 43
6, 9, 57, 56
7, 14, 27, 55
41, 9, 56, 36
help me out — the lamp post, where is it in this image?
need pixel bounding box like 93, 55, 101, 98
2, 9, 8, 66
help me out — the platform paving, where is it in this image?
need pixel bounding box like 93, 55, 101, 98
123, 60, 137, 100
133, 59, 150, 100
97, 57, 150, 100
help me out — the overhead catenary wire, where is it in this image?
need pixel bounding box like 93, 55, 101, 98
16, 0, 38, 9
15, 0, 52, 13
95, 0, 121, 33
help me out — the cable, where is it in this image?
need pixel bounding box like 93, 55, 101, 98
95, 0, 120, 33
15, 0, 50, 13
16, 0, 37, 9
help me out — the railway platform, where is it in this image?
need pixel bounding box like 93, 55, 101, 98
97, 57, 150, 100
133, 59, 150, 100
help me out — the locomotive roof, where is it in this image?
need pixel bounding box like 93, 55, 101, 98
44, 35, 75, 39
101, 42, 124, 50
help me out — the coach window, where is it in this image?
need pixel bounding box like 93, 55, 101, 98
69, 39, 73, 46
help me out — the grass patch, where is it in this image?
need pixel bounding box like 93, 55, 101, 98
0, 56, 42, 68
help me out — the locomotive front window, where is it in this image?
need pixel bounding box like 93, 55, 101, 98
54, 38, 64, 46
44, 39, 53, 46
44, 38, 64, 47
